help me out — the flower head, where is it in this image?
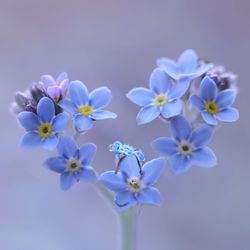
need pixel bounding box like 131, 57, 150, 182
58, 81, 117, 132
127, 68, 184, 125
190, 76, 239, 125
99, 154, 165, 212
17, 97, 69, 150
153, 115, 217, 174
44, 136, 97, 190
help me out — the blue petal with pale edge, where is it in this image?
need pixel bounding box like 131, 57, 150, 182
91, 110, 117, 120
69, 81, 89, 106
119, 154, 141, 179
200, 76, 218, 101
78, 166, 97, 182
142, 158, 165, 186
74, 115, 93, 132
157, 57, 178, 79
152, 137, 177, 157
57, 136, 77, 159
216, 90, 237, 109
193, 63, 214, 77
161, 99, 182, 119
99, 171, 126, 192
169, 78, 190, 99
170, 154, 192, 174
126, 87, 155, 106
136, 105, 160, 125
37, 97, 55, 122
89, 87, 112, 109
40, 75, 55, 88
18, 111, 40, 131
52, 112, 69, 132
191, 147, 217, 167
137, 187, 161, 205
42, 135, 58, 151
44, 156, 66, 173
191, 125, 214, 148
178, 49, 198, 72
20, 132, 42, 148
201, 112, 218, 125
115, 191, 137, 212
60, 172, 76, 191
79, 143, 96, 165
58, 99, 77, 114
216, 108, 239, 122
56, 72, 68, 83
170, 115, 192, 141
189, 94, 205, 111
149, 68, 172, 94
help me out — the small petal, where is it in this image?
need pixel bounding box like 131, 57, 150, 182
52, 112, 69, 132
78, 166, 97, 182
191, 125, 214, 148
194, 63, 214, 77
152, 137, 177, 157
169, 78, 190, 99
91, 110, 117, 120
44, 157, 66, 173
161, 99, 182, 119
115, 191, 136, 212
74, 115, 93, 132
170, 115, 192, 141
69, 81, 89, 106
60, 172, 76, 191
89, 87, 112, 109
56, 72, 68, 83
178, 49, 198, 72
20, 132, 42, 148
42, 135, 59, 151
137, 187, 161, 205
136, 105, 160, 125
126, 87, 155, 106
47, 86, 61, 99
37, 97, 55, 122
189, 94, 205, 111
99, 171, 126, 192
58, 99, 77, 114
201, 112, 218, 125
18, 111, 40, 131
216, 90, 237, 109
142, 158, 165, 186
57, 136, 77, 159
40, 75, 56, 88
200, 76, 218, 101
170, 154, 192, 174
191, 147, 217, 167
156, 57, 178, 79
120, 154, 141, 179
79, 143, 97, 165
216, 107, 239, 122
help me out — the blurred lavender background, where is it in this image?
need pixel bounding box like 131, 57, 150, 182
1, 0, 250, 249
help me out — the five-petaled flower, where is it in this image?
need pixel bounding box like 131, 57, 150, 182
189, 76, 239, 125
153, 115, 216, 174
58, 81, 117, 132
99, 154, 165, 212
44, 135, 97, 190
127, 68, 184, 125
18, 97, 69, 150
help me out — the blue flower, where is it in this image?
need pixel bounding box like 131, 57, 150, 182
127, 68, 183, 125
189, 76, 239, 125
152, 115, 216, 174
58, 81, 117, 132
99, 155, 165, 212
18, 97, 69, 150
44, 135, 97, 190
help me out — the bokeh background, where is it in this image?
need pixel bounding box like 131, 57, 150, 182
1, 0, 249, 249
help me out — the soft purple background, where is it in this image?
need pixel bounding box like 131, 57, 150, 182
1, 1, 249, 249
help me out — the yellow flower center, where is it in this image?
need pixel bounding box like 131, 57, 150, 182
128, 178, 141, 193
154, 95, 168, 107
38, 123, 52, 138
205, 101, 219, 115
78, 105, 93, 116
67, 158, 81, 172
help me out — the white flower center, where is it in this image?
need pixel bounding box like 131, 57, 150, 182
67, 158, 81, 172
127, 178, 142, 193
178, 141, 193, 155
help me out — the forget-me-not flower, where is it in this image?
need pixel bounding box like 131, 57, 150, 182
127, 68, 183, 125
153, 115, 216, 174
189, 76, 239, 125
58, 81, 117, 132
100, 154, 165, 212
44, 135, 97, 190
18, 97, 69, 150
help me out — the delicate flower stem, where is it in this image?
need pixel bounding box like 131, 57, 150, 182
95, 182, 114, 205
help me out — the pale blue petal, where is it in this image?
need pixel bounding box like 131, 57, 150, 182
149, 68, 172, 94
58, 99, 77, 114
69, 81, 89, 106
189, 94, 205, 111
60, 172, 76, 191
191, 125, 214, 148
89, 87, 112, 109
91, 110, 117, 120
115, 191, 136, 212
170, 154, 192, 174
152, 137, 177, 157
42, 135, 59, 151
78, 166, 97, 182
18, 111, 40, 131
201, 112, 218, 125
99, 171, 126, 192
136, 105, 160, 125
44, 156, 66, 173
142, 158, 165, 186
47, 86, 61, 99
56, 72, 68, 83
37, 97, 55, 122
178, 49, 198, 72
194, 63, 214, 77
200, 76, 218, 101
191, 147, 217, 167
120, 154, 141, 179
79, 143, 96, 165
216, 108, 239, 122
169, 78, 190, 99
74, 115, 93, 132
161, 99, 182, 119
20, 132, 42, 148
57, 136, 77, 159
170, 115, 192, 141
40, 74, 55, 88
156, 57, 178, 79
126, 87, 155, 106
216, 90, 237, 109
52, 112, 69, 132
137, 187, 161, 205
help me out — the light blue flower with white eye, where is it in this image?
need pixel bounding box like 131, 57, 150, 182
189, 76, 239, 125
44, 135, 97, 191
152, 115, 216, 174
99, 155, 165, 212
127, 68, 183, 125
58, 81, 117, 132
17, 97, 69, 151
